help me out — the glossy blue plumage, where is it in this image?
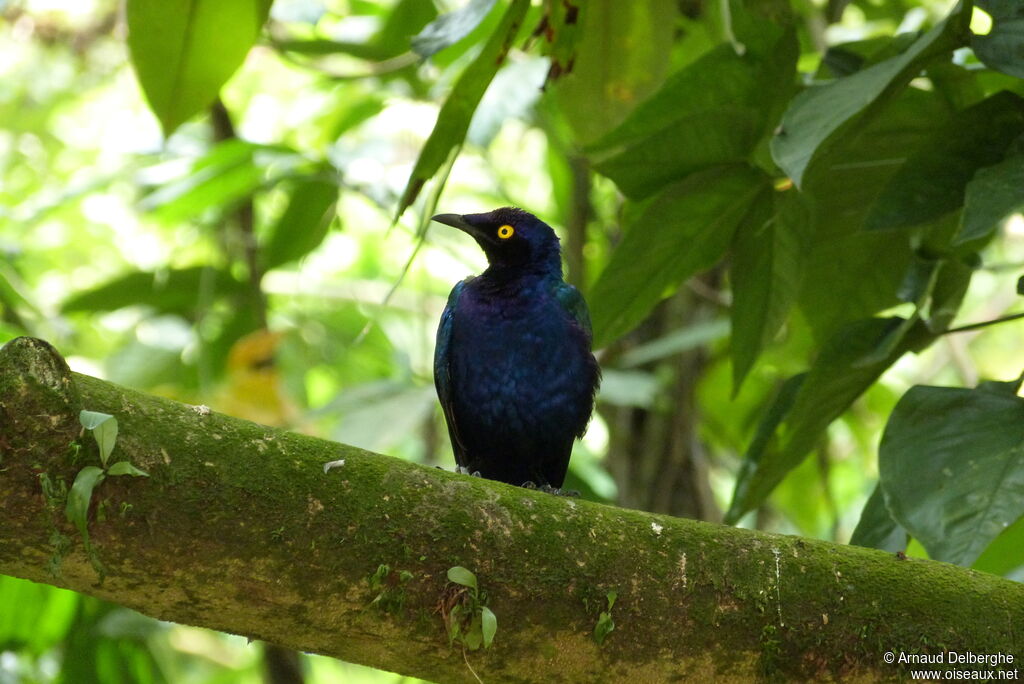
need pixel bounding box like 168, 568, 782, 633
433, 208, 599, 487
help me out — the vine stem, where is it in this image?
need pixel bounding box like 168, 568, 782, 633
942, 311, 1024, 335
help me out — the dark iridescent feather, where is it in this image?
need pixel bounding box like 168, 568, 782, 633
432, 208, 599, 487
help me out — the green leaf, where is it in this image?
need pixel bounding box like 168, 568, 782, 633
928, 257, 975, 332
107, 461, 150, 478
261, 176, 338, 270
80, 410, 117, 468
141, 140, 301, 224
480, 605, 497, 648
957, 149, 1024, 245
79, 410, 114, 431
770, 2, 970, 188
411, 0, 497, 57
730, 189, 810, 394
972, 0, 1024, 78
447, 566, 478, 591
866, 92, 1024, 231
725, 318, 934, 524
972, 514, 1024, 577
395, 0, 530, 219
65, 466, 106, 541
593, 612, 614, 645
126, 0, 273, 135
553, 0, 678, 146
849, 482, 908, 552
588, 165, 770, 348
879, 380, 1024, 566
61, 267, 245, 316
587, 22, 796, 198
795, 88, 947, 343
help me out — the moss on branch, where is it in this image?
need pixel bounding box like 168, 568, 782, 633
1, 337, 1021, 682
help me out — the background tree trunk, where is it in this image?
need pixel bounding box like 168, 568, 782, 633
1, 337, 1021, 683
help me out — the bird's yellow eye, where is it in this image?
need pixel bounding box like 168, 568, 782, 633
497, 224, 514, 239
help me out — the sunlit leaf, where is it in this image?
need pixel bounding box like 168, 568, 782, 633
141, 140, 303, 224
771, 2, 969, 187
126, 0, 273, 135
588, 165, 769, 348
879, 377, 1024, 566
972, 0, 1024, 78
395, 0, 530, 218
866, 92, 1024, 231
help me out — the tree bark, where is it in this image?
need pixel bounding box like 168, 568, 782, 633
1, 336, 1021, 682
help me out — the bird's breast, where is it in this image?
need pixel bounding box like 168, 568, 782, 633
448, 286, 592, 433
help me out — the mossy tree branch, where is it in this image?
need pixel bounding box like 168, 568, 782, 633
0, 336, 1021, 682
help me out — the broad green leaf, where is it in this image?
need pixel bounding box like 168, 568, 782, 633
796, 89, 949, 343
395, 0, 530, 219
957, 149, 1024, 245
972, 0, 1024, 78
126, 0, 273, 136
480, 606, 497, 648
617, 319, 730, 368
867, 92, 1024, 231
730, 189, 810, 394
411, 0, 497, 57
589, 166, 770, 348
61, 267, 245, 315
66, 466, 106, 541
141, 140, 301, 224
108, 461, 150, 478
261, 176, 338, 270
972, 515, 1024, 577
79, 410, 114, 431
553, 0, 678, 146
879, 378, 1024, 566
0, 577, 79, 654
771, 2, 970, 188
447, 566, 478, 590
80, 411, 118, 467
725, 318, 934, 524
587, 21, 796, 198
849, 482, 908, 552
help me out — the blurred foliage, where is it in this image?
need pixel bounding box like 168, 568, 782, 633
2, 0, 1024, 680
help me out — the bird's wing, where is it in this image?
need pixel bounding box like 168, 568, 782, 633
434, 279, 469, 465
552, 281, 593, 342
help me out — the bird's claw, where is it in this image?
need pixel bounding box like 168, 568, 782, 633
454, 466, 483, 478
520, 482, 579, 497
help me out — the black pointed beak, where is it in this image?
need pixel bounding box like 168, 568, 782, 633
431, 213, 485, 240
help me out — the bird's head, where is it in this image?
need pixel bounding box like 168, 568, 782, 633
432, 207, 561, 275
